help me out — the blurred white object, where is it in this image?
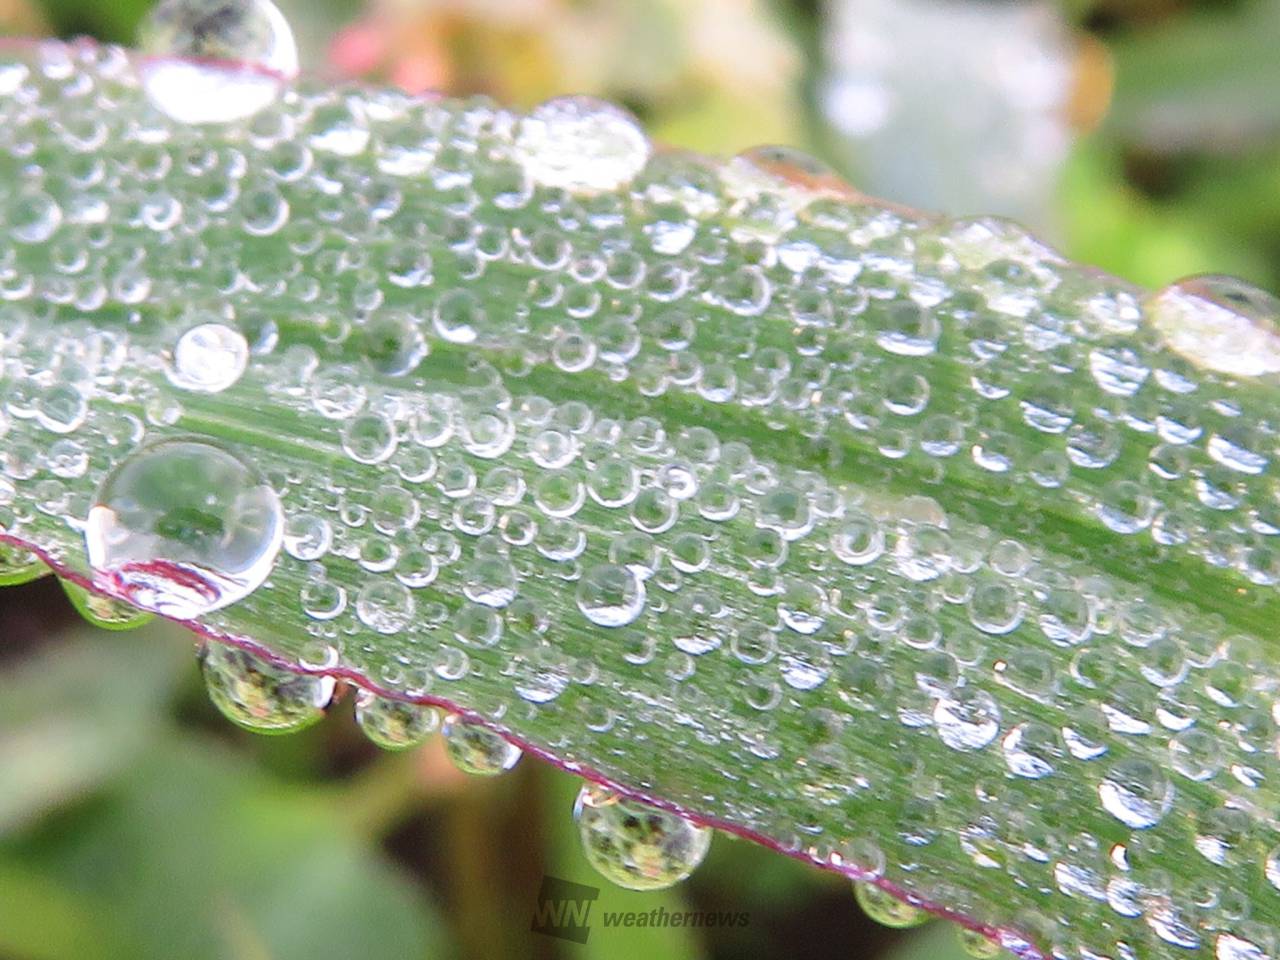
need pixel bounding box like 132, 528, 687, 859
821, 0, 1078, 231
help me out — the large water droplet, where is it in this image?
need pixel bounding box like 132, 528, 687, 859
442, 714, 522, 776
138, 0, 299, 125
514, 97, 651, 194
574, 783, 712, 891
354, 691, 439, 751
85, 438, 283, 618
200, 643, 334, 733
1147, 275, 1280, 377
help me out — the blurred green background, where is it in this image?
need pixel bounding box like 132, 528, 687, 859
2, 1, 1278, 958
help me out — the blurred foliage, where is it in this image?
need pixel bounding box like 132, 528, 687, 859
2, 0, 1279, 958
0, 628, 448, 960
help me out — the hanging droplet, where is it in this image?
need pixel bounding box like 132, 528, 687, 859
167, 323, 249, 393
138, 0, 299, 125
200, 643, 334, 734
853, 882, 928, 929
441, 714, 522, 776
60, 578, 154, 631
354, 691, 439, 751
85, 438, 284, 618
0, 542, 48, 586
957, 928, 1002, 959
514, 96, 651, 194
573, 783, 712, 891
1146, 275, 1280, 377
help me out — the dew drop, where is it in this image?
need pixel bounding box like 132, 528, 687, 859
200, 643, 334, 734
85, 438, 283, 618
958, 928, 1002, 959
1147, 275, 1280, 377
0, 543, 49, 586
934, 688, 1001, 751
60, 578, 154, 631
574, 783, 712, 891
355, 580, 415, 634
1098, 759, 1173, 829
514, 97, 651, 194
1217, 933, 1269, 960
1263, 844, 1280, 891
576, 563, 646, 627
138, 0, 299, 125
354, 691, 439, 751
441, 714, 522, 776
168, 322, 249, 393
853, 882, 927, 929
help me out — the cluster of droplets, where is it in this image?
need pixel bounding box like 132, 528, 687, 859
1, 10, 1280, 958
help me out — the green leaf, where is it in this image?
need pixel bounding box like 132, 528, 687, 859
3, 40, 1280, 960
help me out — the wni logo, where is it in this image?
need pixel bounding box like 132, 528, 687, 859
531, 876, 601, 944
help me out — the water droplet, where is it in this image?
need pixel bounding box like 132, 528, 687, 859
934, 688, 1001, 751
85, 439, 283, 618
0, 543, 48, 586
574, 783, 712, 891
514, 97, 650, 194
1216, 933, 1268, 960
1264, 844, 1280, 891
60, 578, 154, 630
958, 928, 1002, 959
354, 691, 439, 750
1098, 759, 1172, 829
138, 0, 299, 124
168, 322, 249, 393
853, 882, 927, 929
1147, 275, 1280, 377
355, 580, 414, 634
442, 714, 521, 776
576, 563, 646, 627
200, 643, 334, 733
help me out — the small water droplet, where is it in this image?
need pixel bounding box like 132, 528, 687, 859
934, 688, 1001, 751
576, 563, 646, 627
